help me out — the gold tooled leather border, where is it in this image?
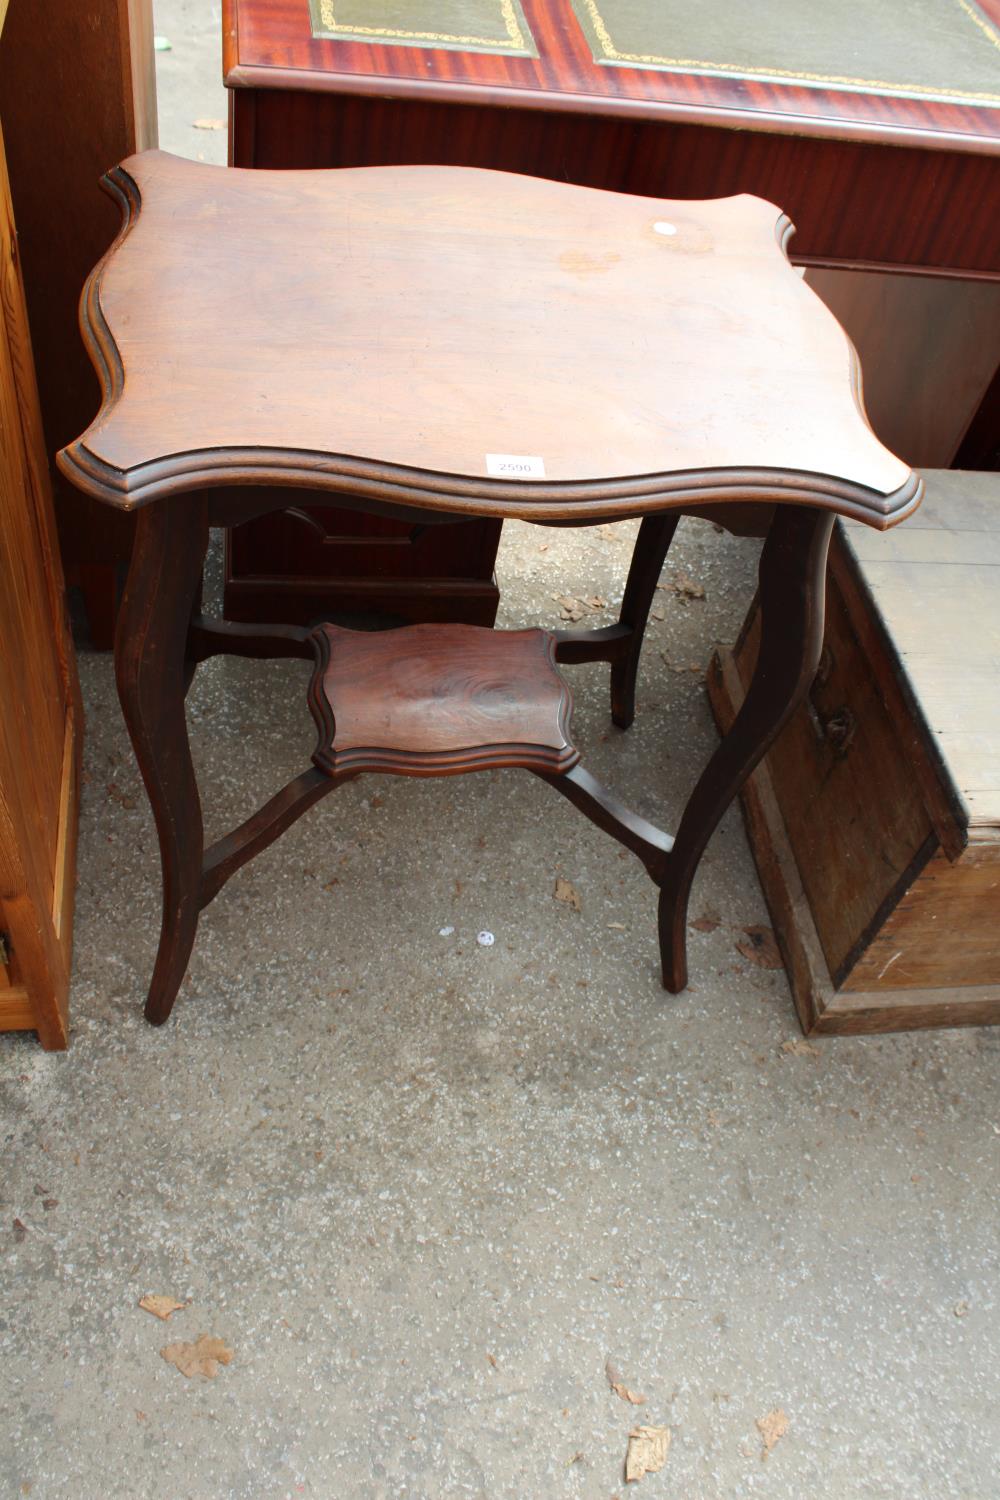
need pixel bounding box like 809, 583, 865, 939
310, 0, 537, 57
574, 0, 1000, 105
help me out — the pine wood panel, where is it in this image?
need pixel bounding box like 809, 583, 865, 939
0, 137, 65, 905
732, 580, 936, 986
845, 845, 1000, 991
712, 469, 1000, 1032
0, 114, 81, 1049
842, 472, 1000, 835
708, 645, 1000, 1033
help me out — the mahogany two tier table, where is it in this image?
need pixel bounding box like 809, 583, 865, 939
58, 151, 920, 1027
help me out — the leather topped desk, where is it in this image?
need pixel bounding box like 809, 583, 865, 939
59, 151, 918, 1027
221, 0, 998, 629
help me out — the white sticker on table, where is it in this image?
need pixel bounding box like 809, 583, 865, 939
486, 453, 546, 480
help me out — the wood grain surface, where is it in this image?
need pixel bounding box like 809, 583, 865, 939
59, 151, 916, 525
730, 577, 938, 986
0, 0, 157, 645
220, 0, 993, 635
843, 844, 1000, 991
309, 623, 578, 775
230, 85, 1000, 280
842, 470, 1000, 837
708, 645, 1000, 1033
709, 468, 1000, 1033
0, 117, 82, 1049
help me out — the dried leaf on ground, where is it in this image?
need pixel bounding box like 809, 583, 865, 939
756, 1408, 789, 1457
12, 1219, 27, 1241
606, 1359, 646, 1405
139, 1294, 186, 1321
625, 1425, 670, 1482
670, 573, 706, 601
553, 593, 605, 622
659, 650, 696, 675
160, 1333, 234, 1379
553, 593, 587, 622
690, 912, 721, 933
193, 118, 226, 130
781, 1038, 821, 1060
735, 925, 784, 969
554, 878, 581, 911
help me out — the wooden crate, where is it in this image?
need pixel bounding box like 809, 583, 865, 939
709, 469, 1000, 1035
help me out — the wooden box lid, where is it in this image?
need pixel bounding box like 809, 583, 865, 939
840, 468, 1000, 851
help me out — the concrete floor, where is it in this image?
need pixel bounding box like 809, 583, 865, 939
3, 5, 1000, 1498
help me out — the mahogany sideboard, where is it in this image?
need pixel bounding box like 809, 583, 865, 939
220, 0, 1000, 627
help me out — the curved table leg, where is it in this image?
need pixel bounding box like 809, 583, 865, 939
182, 568, 205, 698
537, 763, 673, 880
658, 504, 835, 992
114, 499, 210, 1024
611, 512, 680, 729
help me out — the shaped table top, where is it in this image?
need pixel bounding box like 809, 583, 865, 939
59, 151, 918, 526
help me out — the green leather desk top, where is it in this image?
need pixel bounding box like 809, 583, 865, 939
572, 0, 1000, 107
306, 0, 1000, 107
309, 0, 537, 56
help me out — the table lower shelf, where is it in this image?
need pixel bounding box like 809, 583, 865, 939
197, 620, 674, 978
308, 621, 578, 777
118, 498, 835, 1029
